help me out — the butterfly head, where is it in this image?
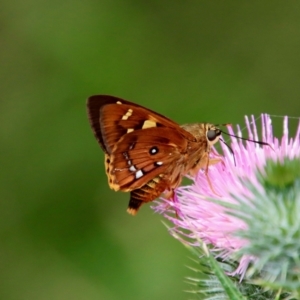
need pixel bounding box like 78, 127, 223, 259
205, 124, 222, 146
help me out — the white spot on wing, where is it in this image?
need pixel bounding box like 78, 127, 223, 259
150, 147, 158, 154
135, 170, 144, 179
127, 128, 134, 133
156, 161, 163, 165
129, 165, 137, 172
123, 152, 129, 159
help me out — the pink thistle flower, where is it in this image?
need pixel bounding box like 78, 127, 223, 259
153, 114, 300, 279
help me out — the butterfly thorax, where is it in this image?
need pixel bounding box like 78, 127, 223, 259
180, 122, 214, 142
180, 122, 221, 176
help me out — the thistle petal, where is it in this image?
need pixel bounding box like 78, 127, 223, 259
153, 114, 300, 289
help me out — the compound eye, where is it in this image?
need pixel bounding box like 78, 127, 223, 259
207, 129, 220, 141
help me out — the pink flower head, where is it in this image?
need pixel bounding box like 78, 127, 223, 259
153, 114, 300, 277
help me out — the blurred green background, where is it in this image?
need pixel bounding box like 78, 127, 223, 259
1, 1, 300, 299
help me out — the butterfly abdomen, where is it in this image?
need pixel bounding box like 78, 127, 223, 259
127, 174, 168, 215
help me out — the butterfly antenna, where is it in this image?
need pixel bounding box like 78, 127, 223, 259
220, 130, 271, 147
219, 138, 236, 166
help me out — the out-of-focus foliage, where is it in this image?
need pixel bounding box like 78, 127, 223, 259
1, 1, 300, 299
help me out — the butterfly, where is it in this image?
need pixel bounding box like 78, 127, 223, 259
86, 95, 234, 215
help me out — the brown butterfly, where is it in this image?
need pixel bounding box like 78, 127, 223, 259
87, 95, 234, 215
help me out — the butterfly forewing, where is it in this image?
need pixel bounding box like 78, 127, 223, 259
87, 95, 196, 154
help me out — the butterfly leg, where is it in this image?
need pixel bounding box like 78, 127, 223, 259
207, 157, 222, 166
204, 156, 222, 196
209, 148, 225, 169
160, 189, 181, 218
